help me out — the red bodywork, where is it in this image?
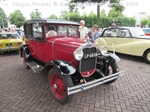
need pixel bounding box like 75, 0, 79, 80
24, 21, 94, 77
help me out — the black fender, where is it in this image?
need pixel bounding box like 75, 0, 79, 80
20, 45, 32, 61
105, 53, 120, 63
43, 60, 77, 76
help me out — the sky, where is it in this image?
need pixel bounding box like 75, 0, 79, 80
0, 0, 150, 19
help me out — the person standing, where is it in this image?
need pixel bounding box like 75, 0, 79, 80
79, 20, 89, 42
88, 24, 100, 44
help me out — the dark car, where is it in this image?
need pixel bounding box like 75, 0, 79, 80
20, 19, 124, 104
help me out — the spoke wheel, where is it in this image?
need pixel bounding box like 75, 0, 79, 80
48, 68, 73, 104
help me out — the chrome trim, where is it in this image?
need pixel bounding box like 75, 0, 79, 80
0, 47, 20, 51
67, 70, 125, 95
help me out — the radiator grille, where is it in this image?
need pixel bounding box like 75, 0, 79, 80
79, 47, 97, 72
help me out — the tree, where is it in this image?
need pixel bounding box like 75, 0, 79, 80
59, 10, 70, 20
109, 0, 125, 12
69, 0, 110, 28
0, 7, 7, 28
148, 20, 150, 27
108, 0, 125, 18
100, 9, 107, 17
141, 19, 148, 27
9, 10, 26, 28
30, 10, 42, 19
108, 7, 124, 18
48, 14, 58, 19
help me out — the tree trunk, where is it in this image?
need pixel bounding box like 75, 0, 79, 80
97, 4, 100, 29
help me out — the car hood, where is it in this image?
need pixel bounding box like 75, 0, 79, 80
47, 37, 86, 48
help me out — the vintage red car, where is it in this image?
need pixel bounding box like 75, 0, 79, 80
20, 19, 124, 104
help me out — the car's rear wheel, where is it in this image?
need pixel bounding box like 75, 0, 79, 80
48, 68, 73, 105
144, 49, 150, 64
23, 50, 30, 69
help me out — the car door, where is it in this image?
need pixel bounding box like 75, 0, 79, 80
114, 28, 133, 55
101, 28, 118, 52
31, 23, 45, 61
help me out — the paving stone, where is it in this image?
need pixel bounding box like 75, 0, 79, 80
0, 52, 150, 112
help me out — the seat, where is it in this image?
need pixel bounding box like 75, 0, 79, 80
46, 30, 57, 37
111, 32, 117, 37
46, 26, 57, 37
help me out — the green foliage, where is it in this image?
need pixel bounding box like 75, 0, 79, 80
48, 14, 58, 19
59, 10, 70, 20
108, 0, 125, 19
109, 0, 125, 12
108, 7, 123, 18
9, 10, 26, 28
0, 7, 7, 27
100, 9, 107, 17
141, 19, 149, 26
148, 20, 150, 26
69, 0, 110, 28
30, 10, 42, 19
59, 9, 136, 28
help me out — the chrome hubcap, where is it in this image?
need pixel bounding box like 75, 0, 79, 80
53, 84, 57, 89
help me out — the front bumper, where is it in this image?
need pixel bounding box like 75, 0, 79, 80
67, 70, 125, 95
0, 47, 20, 52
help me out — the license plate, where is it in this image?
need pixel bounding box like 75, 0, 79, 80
6, 44, 12, 47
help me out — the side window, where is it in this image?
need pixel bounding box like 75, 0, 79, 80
46, 25, 57, 37
32, 23, 43, 39
24, 24, 32, 38
118, 29, 131, 37
102, 29, 117, 37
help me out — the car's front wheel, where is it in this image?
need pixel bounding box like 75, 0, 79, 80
104, 62, 119, 84
144, 49, 150, 64
48, 68, 73, 105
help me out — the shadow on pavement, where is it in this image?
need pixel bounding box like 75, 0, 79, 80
0, 51, 19, 56
115, 52, 146, 63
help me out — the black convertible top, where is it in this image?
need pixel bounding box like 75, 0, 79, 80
24, 18, 80, 25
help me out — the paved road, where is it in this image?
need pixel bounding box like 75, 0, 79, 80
0, 51, 150, 112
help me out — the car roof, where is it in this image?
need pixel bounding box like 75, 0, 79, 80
103, 26, 139, 30
24, 18, 80, 25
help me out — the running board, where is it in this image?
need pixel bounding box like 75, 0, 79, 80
27, 62, 44, 73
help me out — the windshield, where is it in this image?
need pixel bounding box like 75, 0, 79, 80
130, 27, 145, 37
46, 24, 78, 37
0, 34, 19, 39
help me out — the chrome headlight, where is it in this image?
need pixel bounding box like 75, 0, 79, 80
73, 47, 83, 61
99, 46, 108, 55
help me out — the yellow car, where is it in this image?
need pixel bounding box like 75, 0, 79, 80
0, 32, 23, 53
98, 27, 150, 64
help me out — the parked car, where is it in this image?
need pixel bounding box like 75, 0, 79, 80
0, 32, 23, 53
20, 19, 124, 104
142, 28, 150, 36
99, 27, 150, 63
